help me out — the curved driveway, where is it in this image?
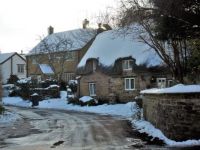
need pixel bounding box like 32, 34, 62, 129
0, 106, 189, 150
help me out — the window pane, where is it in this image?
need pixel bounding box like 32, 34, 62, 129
126, 79, 129, 89
93, 84, 96, 95
125, 78, 135, 90
89, 83, 96, 96
130, 79, 134, 89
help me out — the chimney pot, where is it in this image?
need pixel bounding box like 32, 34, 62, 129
48, 26, 54, 35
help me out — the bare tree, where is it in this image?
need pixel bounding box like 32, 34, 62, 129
117, 0, 199, 83
0, 67, 2, 105
29, 28, 97, 82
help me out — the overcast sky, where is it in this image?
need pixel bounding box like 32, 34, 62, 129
0, 0, 117, 53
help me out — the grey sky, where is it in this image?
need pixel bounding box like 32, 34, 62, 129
0, 0, 116, 53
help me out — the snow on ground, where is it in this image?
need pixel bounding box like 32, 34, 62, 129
2, 95, 137, 118
2, 97, 31, 107
0, 111, 21, 124
2, 90, 200, 147
141, 84, 200, 94
132, 119, 200, 147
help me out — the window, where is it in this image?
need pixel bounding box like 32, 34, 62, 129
124, 78, 135, 90
122, 60, 132, 70
37, 75, 41, 82
63, 73, 75, 82
89, 83, 96, 96
167, 80, 173, 87
65, 51, 75, 61
17, 64, 25, 73
157, 78, 166, 88
32, 58, 37, 64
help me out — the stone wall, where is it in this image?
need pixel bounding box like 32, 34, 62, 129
79, 71, 139, 103
143, 93, 200, 141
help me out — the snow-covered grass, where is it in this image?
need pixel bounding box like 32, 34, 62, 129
1, 90, 200, 147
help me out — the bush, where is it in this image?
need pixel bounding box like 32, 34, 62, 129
7, 75, 19, 84
68, 97, 98, 106
0, 105, 5, 115
68, 97, 84, 106
40, 79, 58, 88
68, 80, 77, 93
59, 80, 67, 91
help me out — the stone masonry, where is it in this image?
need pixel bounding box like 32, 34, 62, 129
143, 93, 200, 141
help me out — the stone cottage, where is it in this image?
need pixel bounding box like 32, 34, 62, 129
26, 26, 96, 82
77, 29, 172, 103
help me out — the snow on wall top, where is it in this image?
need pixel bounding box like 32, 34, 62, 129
0, 52, 15, 64
140, 84, 200, 94
28, 28, 96, 55
39, 64, 54, 74
78, 29, 163, 67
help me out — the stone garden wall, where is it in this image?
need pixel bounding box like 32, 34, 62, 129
143, 93, 200, 141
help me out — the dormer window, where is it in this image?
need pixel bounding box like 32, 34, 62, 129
122, 60, 132, 70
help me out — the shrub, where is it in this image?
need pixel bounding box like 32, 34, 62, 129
68, 80, 77, 93
0, 105, 5, 115
68, 97, 84, 106
7, 75, 19, 84
59, 80, 67, 91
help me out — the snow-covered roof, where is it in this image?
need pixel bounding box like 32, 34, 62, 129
0, 52, 26, 64
0, 52, 15, 64
140, 84, 200, 94
39, 64, 54, 74
28, 28, 96, 55
78, 29, 163, 67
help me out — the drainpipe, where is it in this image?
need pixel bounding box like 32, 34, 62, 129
11, 56, 13, 75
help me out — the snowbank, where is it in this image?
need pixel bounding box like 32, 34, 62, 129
2, 97, 31, 107
2, 96, 137, 118
141, 84, 200, 94
132, 119, 200, 147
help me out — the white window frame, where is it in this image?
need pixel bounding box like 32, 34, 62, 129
89, 83, 96, 96
157, 78, 166, 88
64, 73, 75, 82
123, 60, 132, 70
124, 78, 135, 91
17, 64, 25, 73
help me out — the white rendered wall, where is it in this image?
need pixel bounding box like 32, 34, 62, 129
1, 54, 26, 84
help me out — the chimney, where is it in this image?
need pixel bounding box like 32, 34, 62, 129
48, 26, 54, 35
82, 19, 89, 29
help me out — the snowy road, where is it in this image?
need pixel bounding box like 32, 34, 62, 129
0, 106, 198, 150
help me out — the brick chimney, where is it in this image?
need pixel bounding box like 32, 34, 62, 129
82, 19, 89, 29
48, 26, 54, 35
